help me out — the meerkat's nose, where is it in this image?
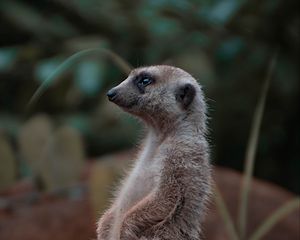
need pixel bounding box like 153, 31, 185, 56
107, 88, 117, 101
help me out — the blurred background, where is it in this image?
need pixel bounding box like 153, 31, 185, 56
0, 0, 299, 240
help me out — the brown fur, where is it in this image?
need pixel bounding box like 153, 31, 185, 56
97, 65, 212, 240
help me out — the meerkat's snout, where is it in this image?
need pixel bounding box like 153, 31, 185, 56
106, 88, 118, 102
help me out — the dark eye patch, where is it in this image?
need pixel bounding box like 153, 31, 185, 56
133, 72, 155, 94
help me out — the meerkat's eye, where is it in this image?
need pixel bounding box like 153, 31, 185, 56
133, 72, 155, 93
138, 77, 152, 87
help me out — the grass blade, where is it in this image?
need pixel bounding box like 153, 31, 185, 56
214, 184, 240, 240
249, 198, 300, 240
238, 49, 279, 239
27, 48, 132, 108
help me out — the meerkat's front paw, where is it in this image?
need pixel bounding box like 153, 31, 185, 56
96, 210, 114, 240
120, 221, 140, 240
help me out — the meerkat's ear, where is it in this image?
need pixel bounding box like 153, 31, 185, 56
175, 83, 196, 109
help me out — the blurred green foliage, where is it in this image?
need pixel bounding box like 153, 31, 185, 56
0, 0, 299, 193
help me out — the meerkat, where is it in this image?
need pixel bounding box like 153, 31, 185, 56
97, 65, 212, 240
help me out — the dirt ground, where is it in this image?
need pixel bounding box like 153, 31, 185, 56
0, 166, 298, 240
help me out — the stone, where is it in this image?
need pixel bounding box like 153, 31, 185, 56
18, 114, 53, 175
0, 133, 16, 191
88, 151, 133, 214
41, 126, 85, 191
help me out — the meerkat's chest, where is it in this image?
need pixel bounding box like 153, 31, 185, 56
109, 160, 161, 240
116, 160, 161, 213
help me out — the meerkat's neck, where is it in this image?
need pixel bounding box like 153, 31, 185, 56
144, 111, 206, 142
138, 122, 204, 166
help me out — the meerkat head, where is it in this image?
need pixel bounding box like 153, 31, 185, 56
107, 65, 206, 131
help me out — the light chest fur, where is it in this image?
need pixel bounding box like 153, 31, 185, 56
110, 132, 162, 239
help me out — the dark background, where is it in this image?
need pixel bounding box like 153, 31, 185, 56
0, 0, 299, 194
